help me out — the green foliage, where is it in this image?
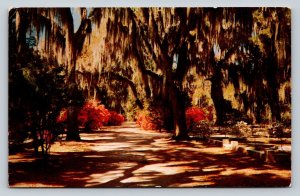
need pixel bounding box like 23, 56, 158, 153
233, 121, 252, 138
269, 121, 286, 149
9, 37, 68, 155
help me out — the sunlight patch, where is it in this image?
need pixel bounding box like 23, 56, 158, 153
202, 165, 224, 172
220, 168, 291, 179
133, 161, 199, 175
10, 182, 64, 187
91, 142, 132, 152
117, 162, 138, 170
85, 170, 124, 187
80, 134, 115, 141
170, 181, 214, 187
83, 155, 105, 158
9, 154, 35, 163
120, 176, 156, 183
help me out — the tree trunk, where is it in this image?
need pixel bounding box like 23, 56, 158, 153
65, 11, 91, 141
267, 81, 281, 122
66, 106, 81, 141
255, 94, 263, 123
265, 54, 281, 122
32, 127, 39, 156
169, 84, 189, 140
84, 121, 92, 132
165, 43, 190, 139
16, 9, 29, 53
211, 66, 226, 125
161, 101, 173, 131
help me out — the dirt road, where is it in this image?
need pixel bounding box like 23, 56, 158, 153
9, 122, 291, 187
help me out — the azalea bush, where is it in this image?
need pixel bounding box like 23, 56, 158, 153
77, 100, 111, 129
185, 106, 208, 129
108, 111, 125, 126
57, 99, 125, 130
136, 111, 162, 130
136, 105, 212, 131
136, 104, 164, 131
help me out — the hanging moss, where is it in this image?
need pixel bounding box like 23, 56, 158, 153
15, 7, 291, 128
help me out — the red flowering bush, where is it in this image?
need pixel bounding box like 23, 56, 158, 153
136, 109, 164, 130
57, 99, 125, 130
136, 106, 211, 131
108, 111, 125, 126
185, 106, 208, 129
136, 112, 157, 130
78, 100, 111, 129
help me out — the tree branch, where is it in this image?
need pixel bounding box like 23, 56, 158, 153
144, 69, 163, 81
101, 72, 144, 109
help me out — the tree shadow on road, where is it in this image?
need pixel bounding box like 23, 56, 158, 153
9, 125, 291, 188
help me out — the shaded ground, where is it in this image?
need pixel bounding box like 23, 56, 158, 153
9, 122, 291, 187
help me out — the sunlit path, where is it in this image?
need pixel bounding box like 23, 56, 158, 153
9, 122, 290, 187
